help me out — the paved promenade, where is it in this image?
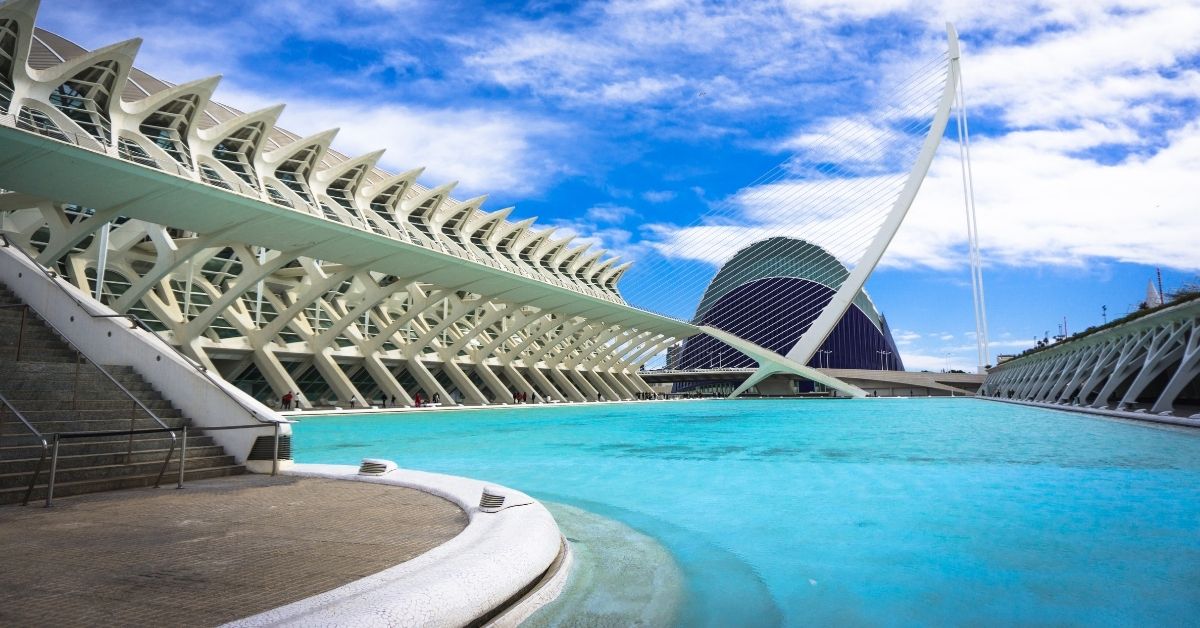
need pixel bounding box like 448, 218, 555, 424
0, 475, 466, 626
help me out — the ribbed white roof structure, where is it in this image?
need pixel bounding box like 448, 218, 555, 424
0, 0, 700, 408
12, 20, 630, 300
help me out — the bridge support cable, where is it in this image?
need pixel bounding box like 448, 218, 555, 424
952, 51, 990, 374
629, 26, 965, 396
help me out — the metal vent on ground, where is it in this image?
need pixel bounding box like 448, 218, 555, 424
358, 458, 398, 476
247, 435, 293, 460
479, 486, 509, 513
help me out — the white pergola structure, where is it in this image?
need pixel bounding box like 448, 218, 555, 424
980, 298, 1200, 417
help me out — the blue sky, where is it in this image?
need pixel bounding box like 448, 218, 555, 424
37, 0, 1200, 371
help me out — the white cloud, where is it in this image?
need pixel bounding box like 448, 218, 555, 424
780, 118, 907, 168
34, 1, 572, 200
210, 87, 569, 198
892, 118, 1200, 271
646, 111, 1200, 274
585, 204, 637, 223
634, 1, 1200, 274
895, 352, 975, 373
896, 337, 1034, 372
460, 2, 859, 112
963, 2, 1200, 127
641, 190, 677, 203
547, 220, 643, 262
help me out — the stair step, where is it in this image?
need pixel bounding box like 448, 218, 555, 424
0, 283, 245, 505
0, 455, 238, 489
4, 407, 183, 420
0, 435, 217, 460
0, 446, 226, 474
0, 397, 173, 409
0, 349, 79, 361
0, 396, 171, 410
0, 371, 154, 382
0, 381, 159, 392
0, 362, 136, 373
0, 465, 246, 505
0, 331, 63, 344
1, 420, 187, 437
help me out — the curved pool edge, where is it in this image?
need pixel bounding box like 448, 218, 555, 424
486, 537, 576, 627
223, 463, 566, 627
519, 501, 688, 627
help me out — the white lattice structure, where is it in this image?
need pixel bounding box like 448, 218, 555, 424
980, 298, 1200, 417
0, 0, 696, 408
0, 0, 964, 405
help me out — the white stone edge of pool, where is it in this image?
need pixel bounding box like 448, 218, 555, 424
983, 397, 1200, 429
281, 396, 712, 417
223, 463, 569, 628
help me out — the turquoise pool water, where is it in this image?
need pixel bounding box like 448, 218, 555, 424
294, 398, 1200, 626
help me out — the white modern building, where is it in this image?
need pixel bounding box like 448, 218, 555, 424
0, 0, 964, 407
0, 0, 700, 408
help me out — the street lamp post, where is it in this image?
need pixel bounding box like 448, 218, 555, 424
876, 350, 891, 370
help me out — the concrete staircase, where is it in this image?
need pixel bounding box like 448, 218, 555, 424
0, 284, 244, 505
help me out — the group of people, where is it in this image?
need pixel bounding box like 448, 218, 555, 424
412, 392, 441, 408
634, 392, 668, 400
512, 391, 533, 403
280, 391, 301, 410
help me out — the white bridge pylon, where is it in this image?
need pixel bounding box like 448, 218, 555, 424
700, 24, 965, 399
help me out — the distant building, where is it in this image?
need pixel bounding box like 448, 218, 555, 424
1144, 280, 1163, 309
675, 237, 904, 380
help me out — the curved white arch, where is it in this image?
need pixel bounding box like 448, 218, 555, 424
726, 24, 963, 399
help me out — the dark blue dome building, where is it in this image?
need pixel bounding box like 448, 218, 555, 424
674, 237, 904, 378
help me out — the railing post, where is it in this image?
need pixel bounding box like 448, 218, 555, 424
15, 304, 25, 361
272, 422, 280, 477
177, 425, 187, 489
127, 392, 137, 459
46, 434, 60, 508
22, 443, 45, 507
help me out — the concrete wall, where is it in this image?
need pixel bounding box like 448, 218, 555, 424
0, 243, 288, 465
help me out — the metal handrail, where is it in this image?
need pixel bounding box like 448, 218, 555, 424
0, 236, 175, 447
33, 310, 174, 449
0, 392, 49, 506
126, 315, 275, 425
42, 418, 293, 507
0, 233, 272, 425
46, 427, 176, 507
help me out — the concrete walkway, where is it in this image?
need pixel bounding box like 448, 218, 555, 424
0, 475, 466, 627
